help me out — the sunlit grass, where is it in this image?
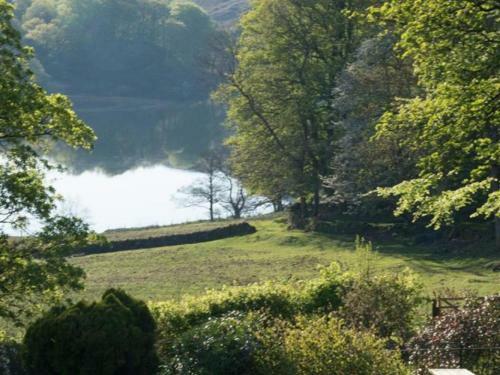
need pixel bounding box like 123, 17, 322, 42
71, 218, 500, 302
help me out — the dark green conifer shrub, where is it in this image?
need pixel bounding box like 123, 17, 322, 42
23, 289, 158, 375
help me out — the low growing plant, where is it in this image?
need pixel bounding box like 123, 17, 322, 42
255, 315, 410, 375
408, 296, 500, 375
159, 311, 266, 375
23, 289, 158, 375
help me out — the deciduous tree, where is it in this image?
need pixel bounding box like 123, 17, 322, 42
0, 0, 95, 324
215, 0, 370, 226
371, 0, 500, 247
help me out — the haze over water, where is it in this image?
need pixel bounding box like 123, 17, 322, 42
50, 165, 209, 233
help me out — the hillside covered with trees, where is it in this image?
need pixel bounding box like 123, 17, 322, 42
12, 0, 233, 173
193, 0, 248, 24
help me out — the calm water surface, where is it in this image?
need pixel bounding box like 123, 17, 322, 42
49, 165, 209, 232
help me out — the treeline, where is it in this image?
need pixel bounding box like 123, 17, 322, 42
214, 0, 499, 245
12, 0, 233, 173
14, 0, 221, 99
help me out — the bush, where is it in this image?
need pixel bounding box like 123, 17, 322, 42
151, 239, 423, 373
300, 262, 347, 313
339, 269, 423, 342
256, 315, 410, 375
408, 296, 500, 375
151, 280, 300, 361
23, 289, 158, 375
152, 246, 424, 360
160, 312, 265, 375
151, 263, 348, 348
336, 238, 423, 343
0, 338, 25, 375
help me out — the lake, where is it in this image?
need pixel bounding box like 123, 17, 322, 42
9, 96, 231, 234
48, 165, 211, 233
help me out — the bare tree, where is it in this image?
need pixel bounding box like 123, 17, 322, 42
178, 147, 268, 221
178, 150, 225, 221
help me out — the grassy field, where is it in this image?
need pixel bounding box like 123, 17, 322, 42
71, 217, 500, 302
103, 220, 240, 241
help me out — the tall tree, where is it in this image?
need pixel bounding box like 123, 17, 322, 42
0, 0, 95, 324
371, 0, 500, 247
324, 34, 419, 213
215, 0, 369, 227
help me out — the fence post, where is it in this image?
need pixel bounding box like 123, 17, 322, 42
432, 297, 440, 317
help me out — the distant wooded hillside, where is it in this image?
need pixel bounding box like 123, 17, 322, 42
193, 0, 248, 24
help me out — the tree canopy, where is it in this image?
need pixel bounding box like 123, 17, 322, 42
0, 0, 96, 324
371, 0, 499, 232
216, 0, 371, 225
213, 0, 499, 245
17, 0, 220, 99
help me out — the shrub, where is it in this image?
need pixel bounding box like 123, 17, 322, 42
408, 296, 500, 375
339, 269, 423, 342
152, 249, 424, 361
159, 312, 265, 375
255, 315, 410, 375
151, 280, 300, 361
337, 238, 423, 343
23, 289, 158, 375
0, 337, 25, 375
300, 262, 347, 313
152, 239, 424, 373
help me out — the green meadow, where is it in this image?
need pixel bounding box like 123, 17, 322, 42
72, 218, 500, 302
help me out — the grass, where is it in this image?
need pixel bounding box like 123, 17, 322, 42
71, 217, 500, 302
103, 220, 240, 241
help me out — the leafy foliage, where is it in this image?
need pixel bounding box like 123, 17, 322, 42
23, 289, 159, 375
0, 335, 25, 375
324, 33, 419, 213
0, 0, 96, 326
160, 311, 410, 375
215, 0, 372, 216
160, 311, 262, 375
0, 217, 92, 324
256, 315, 410, 375
371, 0, 500, 229
408, 296, 500, 375
338, 239, 423, 343
18, 0, 220, 100
152, 242, 423, 369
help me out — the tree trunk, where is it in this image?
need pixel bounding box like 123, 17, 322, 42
313, 183, 320, 218
209, 174, 215, 222
274, 198, 284, 212
492, 166, 499, 251
288, 198, 307, 229
495, 215, 500, 251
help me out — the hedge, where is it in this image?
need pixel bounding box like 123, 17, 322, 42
78, 222, 257, 255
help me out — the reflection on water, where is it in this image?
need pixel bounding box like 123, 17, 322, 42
50, 165, 209, 232
56, 96, 226, 174
38, 96, 230, 232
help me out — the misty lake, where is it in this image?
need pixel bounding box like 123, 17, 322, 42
46, 165, 210, 233
23, 96, 228, 234
1, 96, 233, 235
